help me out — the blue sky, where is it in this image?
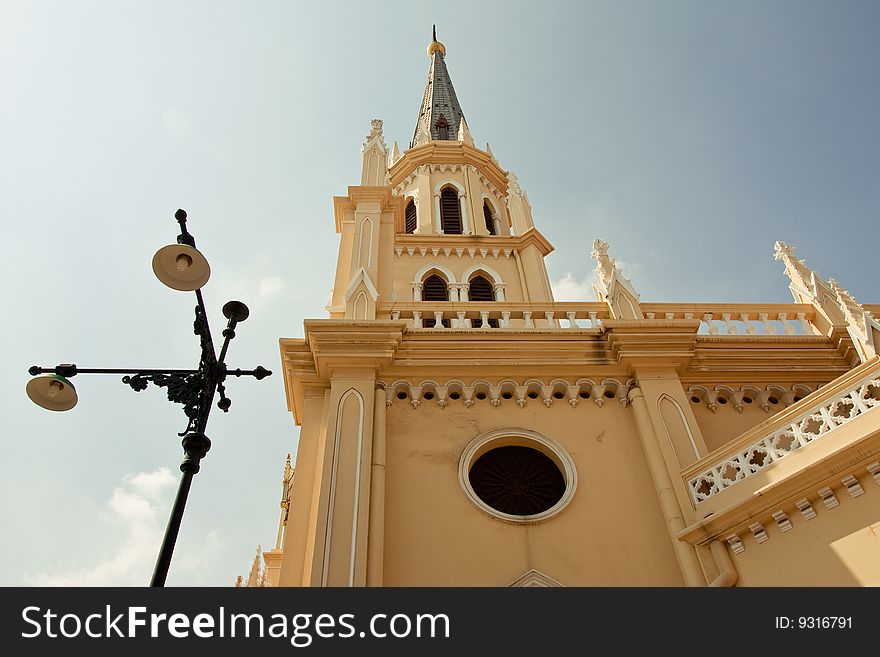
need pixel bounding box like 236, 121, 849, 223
1, 1, 877, 585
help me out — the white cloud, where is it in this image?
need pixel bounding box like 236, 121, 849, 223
551, 259, 643, 302
258, 276, 284, 297
551, 272, 595, 302
617, 260, 643, 279
25, 467, 219, 587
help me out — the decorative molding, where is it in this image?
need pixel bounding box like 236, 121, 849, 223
508, 569, 564, 587
344, 268, 379, 302
748, 523, 769, 544
726, 534, 745, 555
795, 498, 816, 520
771, 510, 792, 532
687, 383, 819, 413
322, 388, 365, 587
381, 377, 634, 409
840, 474, 864, 498
817, 486, 839, 510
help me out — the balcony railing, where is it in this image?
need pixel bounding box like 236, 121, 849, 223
640, 303, 817, 336
684, 359, 880, 505
378, 302, 608, 329
378, 301, 818, 334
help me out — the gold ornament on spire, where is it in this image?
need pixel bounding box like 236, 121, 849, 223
427, 24, 446, 58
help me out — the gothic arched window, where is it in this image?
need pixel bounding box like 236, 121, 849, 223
422, 274, 450, 328
440, 187, 462, 234
483, 201, 496, 235
422, 274, 449, 301
468, 275, 494, 302
405, 199, 417, 234
469, 275, 498, 328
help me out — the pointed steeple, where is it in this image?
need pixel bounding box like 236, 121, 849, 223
412, 26, 466, 147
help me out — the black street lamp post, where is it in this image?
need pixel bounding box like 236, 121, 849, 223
26, 209, 272, 587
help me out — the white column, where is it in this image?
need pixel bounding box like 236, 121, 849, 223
433, 193, 442, 234
412, 283, 423, 302
459, 192, 470, 234
367, 385, 386, 586
459, 283, 470, 302
448, 284, 460, 302
493, 284, 506, 302
492, 216, 502, 236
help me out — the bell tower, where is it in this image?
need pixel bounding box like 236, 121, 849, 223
275, 30, 880, 588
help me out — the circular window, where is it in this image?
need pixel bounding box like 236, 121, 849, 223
459, 428, 577, 523
469, 446, 565, 516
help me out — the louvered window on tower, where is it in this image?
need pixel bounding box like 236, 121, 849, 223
469, 276, 499, 328
483, 202, 496, 235
405, 199, 417, 233
440, 188, 462, 234
422, 274, 450, 328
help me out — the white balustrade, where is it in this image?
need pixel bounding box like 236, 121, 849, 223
688, 374, 880, 504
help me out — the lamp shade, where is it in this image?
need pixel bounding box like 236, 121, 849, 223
26, 374, 78, 411
151, 243, 211, 291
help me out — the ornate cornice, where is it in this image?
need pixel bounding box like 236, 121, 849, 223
389, 141, 508, 196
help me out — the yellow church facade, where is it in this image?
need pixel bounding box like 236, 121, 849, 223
249, 33, 880, 587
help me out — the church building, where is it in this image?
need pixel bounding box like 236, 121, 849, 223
243, 30, 880, 587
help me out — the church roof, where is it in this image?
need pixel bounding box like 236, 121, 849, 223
411, 27, 466, 148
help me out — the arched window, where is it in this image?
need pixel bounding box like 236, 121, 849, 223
469, 275, 498, 328
468, 276, 494, 301
440, 188, 462, 234
422, 274, 450, 328
405, 199, 417, 234
483, 201, 496, 235
422, 275, 449, 301
436, 114, 449, 140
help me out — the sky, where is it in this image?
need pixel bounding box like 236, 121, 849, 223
1, 1, 877, 586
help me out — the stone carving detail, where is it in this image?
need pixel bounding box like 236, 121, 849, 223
771, 510, 793, 532
749, 523, 769, 544
817, 486, 839, 510
775, 241, 879, 361
687, 384, 817, 413
795, 498, 816, 520
840, 474, 864, 498
382, 377, 634, 410
362, 118, 387, 154
688, 374, 880, 503
508, 569, 564, 587
726, 534, 745, 555
773, 241, 816, 299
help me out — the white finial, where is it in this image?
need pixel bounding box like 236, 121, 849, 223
458, 117, 474, 146
486, 143, 498, 164
361, 118, 387, 154
389, 141, 401, 167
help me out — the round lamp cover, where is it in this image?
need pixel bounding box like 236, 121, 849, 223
26, 374, 78, 411
152, 244, 211, 291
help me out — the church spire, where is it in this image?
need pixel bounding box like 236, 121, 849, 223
412, 26, 466, 148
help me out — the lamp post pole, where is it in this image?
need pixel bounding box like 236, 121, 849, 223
26, 209, 271, 587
